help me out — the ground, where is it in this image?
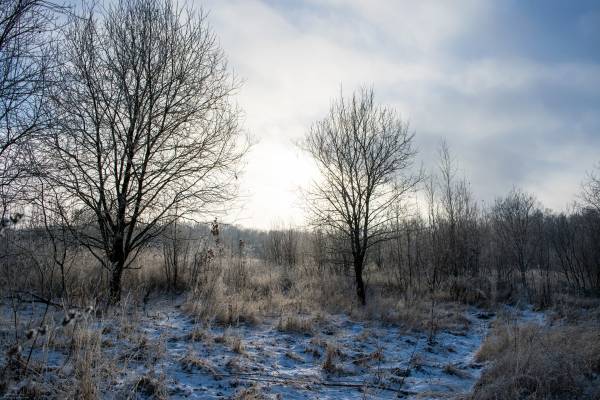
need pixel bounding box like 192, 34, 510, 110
0, 298, 544, 399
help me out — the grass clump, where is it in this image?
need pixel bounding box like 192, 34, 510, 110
322, 342, 349, 375
472, 321, 600, 400
277, 315, 314, 335
134, 373, 168, 399
179, 351, 218, 376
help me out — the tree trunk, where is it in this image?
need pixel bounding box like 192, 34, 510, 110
353, 254, 366, 306
109, 262, 124, 305
519, 266, 530, 302
108, 237, 126, 305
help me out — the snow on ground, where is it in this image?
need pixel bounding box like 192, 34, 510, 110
132, 304, 487, 399
0, 300, 546, 399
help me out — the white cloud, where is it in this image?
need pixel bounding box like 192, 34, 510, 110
196, 0, 600, 228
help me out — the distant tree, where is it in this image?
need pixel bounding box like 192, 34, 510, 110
385, 199, 421, 296
264, 225, 298, 269
435, 141, 480, 282
423, 173, 443, 342
265, 229, 285, 266
310, 228, 328, 273
46, 0, 245, 304
582, 163, 600, 214
162, 216, 194, 291
302, 87, 419, 305
492, 188, 538, 299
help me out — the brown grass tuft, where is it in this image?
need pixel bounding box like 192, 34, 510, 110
179, 351, 218, 376
230, 336, 245, 354
277, 315, 314, 335
186, 327, 212, 343
285, 351, 304, 362
472, 321, 600, 400
322, 343, 347, 374
231, 383, 266, 400
134, 373, 168, 399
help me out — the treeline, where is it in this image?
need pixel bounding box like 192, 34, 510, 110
2, 174, 599, 307
260, 154, 600, 306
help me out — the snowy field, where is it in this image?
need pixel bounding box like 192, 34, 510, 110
0, 300, 544, 399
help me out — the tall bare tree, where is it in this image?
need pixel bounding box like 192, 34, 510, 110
46, 0, 245, 303
0, 0, 61, 217
435, 141, 480, 281
303, 88, 419, 305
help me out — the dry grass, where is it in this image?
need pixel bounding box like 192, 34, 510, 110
550, 294, 600, 323
352, 348, 384, 367
71, 326, 102, 400
1, 241, 475, 335
352, 297, 470, 333
231, 383, 266, 400
211, 329, 246, 355
182, 260, 263, 326
179, 351, 218, 376
437, 277, 492, 307
134, 373, 168, 400
0, 298, 170, 399
322, 342, 349, 375
472, 320, 600, 400
442, 363, 469, 379
322, 343, 341, 374
182, 256, 350, 323
119, 334, 164, 364
230, 335, 245, 354
186, 326, 212, 342
178, 255, 472, 340
285, 350, 304, 362
277, 315, 314, 335
225, 356, 250, 373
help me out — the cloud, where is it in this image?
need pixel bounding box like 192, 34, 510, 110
198, 0, 600, 228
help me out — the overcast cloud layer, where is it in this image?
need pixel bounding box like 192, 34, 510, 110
199, 0, 600, 229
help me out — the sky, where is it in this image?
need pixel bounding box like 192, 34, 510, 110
198, 0, 600, 230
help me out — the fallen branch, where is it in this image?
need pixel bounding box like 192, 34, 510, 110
209, 371, 403, 393
6, 291, 64, 309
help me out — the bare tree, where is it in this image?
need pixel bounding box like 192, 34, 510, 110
492, 188, 538, 300
437, 141, 459, 279
265, 229, 284, 266
423, 174, 443, 342
264, 225, 298, 269
435, 141, 480, 282
282, 227, 299, 269
302, 87, 419, 305
582, 163, 600, 214
0, 0, 61, 217
45, 0, 245, 304
162, 216, 192, 291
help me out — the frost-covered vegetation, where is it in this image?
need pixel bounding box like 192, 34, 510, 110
0, 297, 490, 399
2, 233, 599, 399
